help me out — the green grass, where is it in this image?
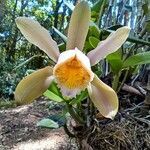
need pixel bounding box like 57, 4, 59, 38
0, 99, 17, 109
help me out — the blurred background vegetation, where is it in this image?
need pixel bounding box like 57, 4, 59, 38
0, 0, 150, 103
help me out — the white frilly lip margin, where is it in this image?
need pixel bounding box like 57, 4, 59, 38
87, 26, 130, 66
15, 17, 60, 62
87, 75, 119, 119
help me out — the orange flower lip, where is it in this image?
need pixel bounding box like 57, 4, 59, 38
54, 55, 91, 89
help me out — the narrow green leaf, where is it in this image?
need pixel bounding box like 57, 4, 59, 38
126, 35, 150, 46
145, 21, 150, 32
89, 36, 100, 48
109, 59, 123, 74
48, 81, 62, 96
13, 55, 41, 70
48, 114, 66, 127
53, 27, 67, 42
91, 0, 107, 13
142, 3, 149, 15
43, 90, 64, 102
91, 11, 99, 21
84, 41, 93, 53
103, 29, 150, 46
37, 118, 59, 129
58, 43, 66, 52
106, 49, 123, 74
25, 69, 35, 75
69, 90, 88, 105
89, 22, 100, 38
107, 49, 122, 60
107, 25, 123, 30
123, 51, 150, 67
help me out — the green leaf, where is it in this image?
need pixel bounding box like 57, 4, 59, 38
25, 69, 35, 75
91, 0, 108, 13
142, 0, 150, 19
128, 35, 150, 46
37, 118, 59, 129
53, 27, 67, 42
48, 114, 66, 127
69, 90, 88, 105
106, 49, 123, 74
103, 29, 150, 46
58, 43, 66, 52
89, 22, 100, 38
123, 51, 150, 67
89, 36, 100, 48
13, 55, 41, 70
43, 90, 64, 102
91, 0, 108, 24
145, 21, 150, 32
48, 81, 61, 96
84, 41, 93, 53
107, 25, 123, 30
91, 11, 99, 21
108, 59, 123, 74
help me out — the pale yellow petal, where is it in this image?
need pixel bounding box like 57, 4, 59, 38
15, 66, 53, 105
16, 17, 60, 62
87, 26, 130, 66
66, 1, 91, 51
88, 74, 118, 119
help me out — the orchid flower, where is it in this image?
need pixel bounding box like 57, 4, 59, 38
15, 1, 130, 119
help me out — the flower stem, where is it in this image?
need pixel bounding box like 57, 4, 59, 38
66, 103, 84, 125
117, 69, 129, 93
112, 71, 121, 91
63, 123, 75, 137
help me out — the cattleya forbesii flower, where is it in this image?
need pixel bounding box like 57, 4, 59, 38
15, 1, 130, 119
